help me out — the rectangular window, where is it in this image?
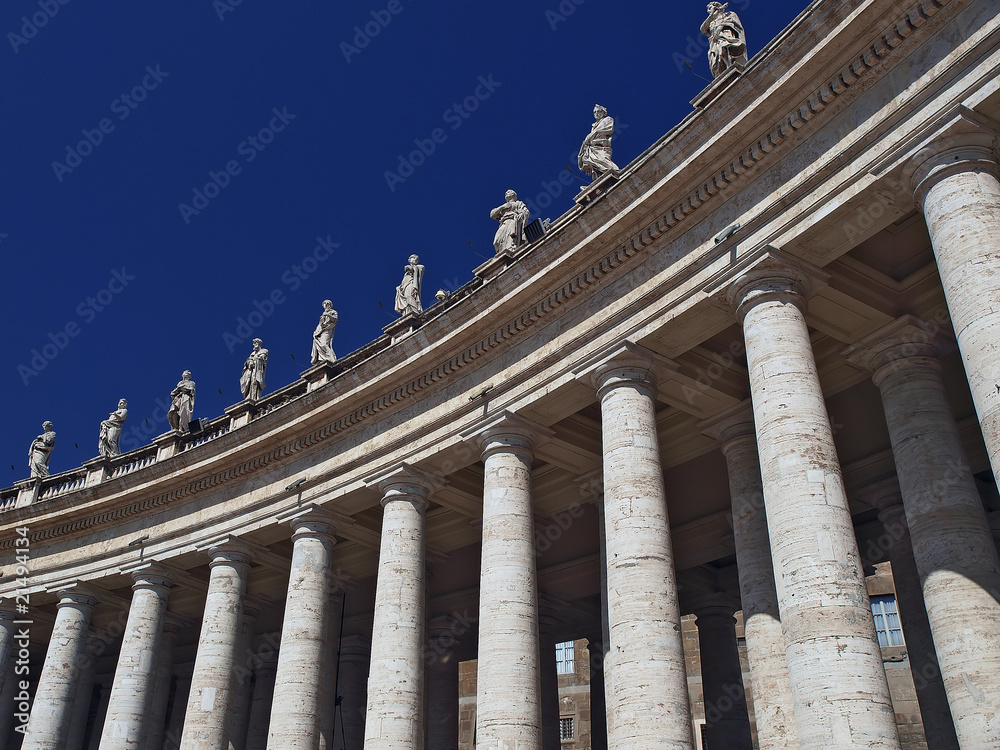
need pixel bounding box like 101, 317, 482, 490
560, 716, 574, 740
871, 594, 905, 647
555, 640, 575, 675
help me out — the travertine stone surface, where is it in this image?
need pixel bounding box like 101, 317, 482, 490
180, 541, 255, 750
22, 588, 100, 750
592, 345, 693, 750
231, 598, 264, 750
364, 465, 438, 749
866, 488, 959, 750
268, 512, 337, 750
848, 319, 1000, 748
244, 645, 278, 750
99, 565, 174, 750
911, 137, 1000, 483
426, 617, 461, 750
474, 415, 545, 750
729, 264, 901, 750
338, 635, 371, 750
66, 635, 104, 750
706, 405, 800, 750
144, 618, 182, 750
692, 597, 753, 750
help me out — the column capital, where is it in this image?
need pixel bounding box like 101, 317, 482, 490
366, 462, 445, 508
577, 341, 678, 399
121, 561, 182, 591
700, 400, 755, 447
726, 249, 828, 323
463, 410, 554, 461
902, 108, 1000, 207
275, 502, 344, 539
48, 582, 103, 610
690, 592, 741, 624
843, 314, 953, 372
196, 536, 263, 567
339, 634, 371, 662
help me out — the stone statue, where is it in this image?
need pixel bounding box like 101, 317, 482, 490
394, 255, 424, 317
490, 190, 530, 254
28, 421, 56, 478
240, 339, 268, 401
578, 104, 620, 180
98, 399, 128, 458
311, 299, 338, 366
701, 2, 748, 79
168, 371, 196, 432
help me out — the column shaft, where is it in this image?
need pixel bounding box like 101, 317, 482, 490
244, 648, 278, 750
713, 413, 799, 750
364, 468, 433, 750
100, 567, 173, 750
180, 543, 254, 750
871, 354, 1000, 747
320, 591, 345, 750
336, 636, 371, 750
67, 637, 103, 750
22, 589, 99, 750
425, 619, 460, 750
144, 623, 181, 750
732, 268, 900, 750
913, 143, 1000, 479
694, 602, 752, 750
475, 422, 543, 749
267, 516, 337, 750
594, 356, 692, 749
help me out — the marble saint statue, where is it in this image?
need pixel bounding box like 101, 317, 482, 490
311, 299, 338, 366
490, 190, 530, 254
241, 338, 268, 401
98, 399, 128, 458
394, 255, 424, 317
28, 421, 56, 478
168, 370, 196, 432
701, 2, 748, 78
578, 104, 620, 180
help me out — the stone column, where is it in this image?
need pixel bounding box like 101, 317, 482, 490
0, 654, 18, 744
99, 564, 175, 749
66, 636, 104, 750
363, 465, 440, 749
164, 670, 193, 750
537, 598, 561, 750
703, 403, 799, 750
692, 596, 753, 750
846, 317, 1000, 748
587, 637, 608, 750
589, 345, 693, 749
336, 635, 371, 750
230, 599, 264, 750
471, 413, 548, 750
267, 509, 338, 750
909, 132, 1000, 480
728, 259, 900, 750
425, 617, 461, 750
864, 485, 959, 750
22, 586, 101, 750
244, 643, 279, 750
0, 606, 15, 697
180, 539, 256, 750
321, 590, 345, 750
145, 617, 183, 750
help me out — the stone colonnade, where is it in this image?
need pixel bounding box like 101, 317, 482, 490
10, 132, 1000, 749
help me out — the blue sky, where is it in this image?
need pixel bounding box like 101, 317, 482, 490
1, 0, 804, 481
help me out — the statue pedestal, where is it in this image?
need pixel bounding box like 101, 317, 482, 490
301, 362, 338, 393
14, 479, 40, 509
225, 401, 256, 431
83, 456, 113, 488
691, 64, 744, 109
153, 430, 183, 462
574, 170, 619, 206
474, 250, 516, 283
383, 313, 423, 345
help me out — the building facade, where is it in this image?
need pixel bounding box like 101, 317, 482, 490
1, 0, 1000, 748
